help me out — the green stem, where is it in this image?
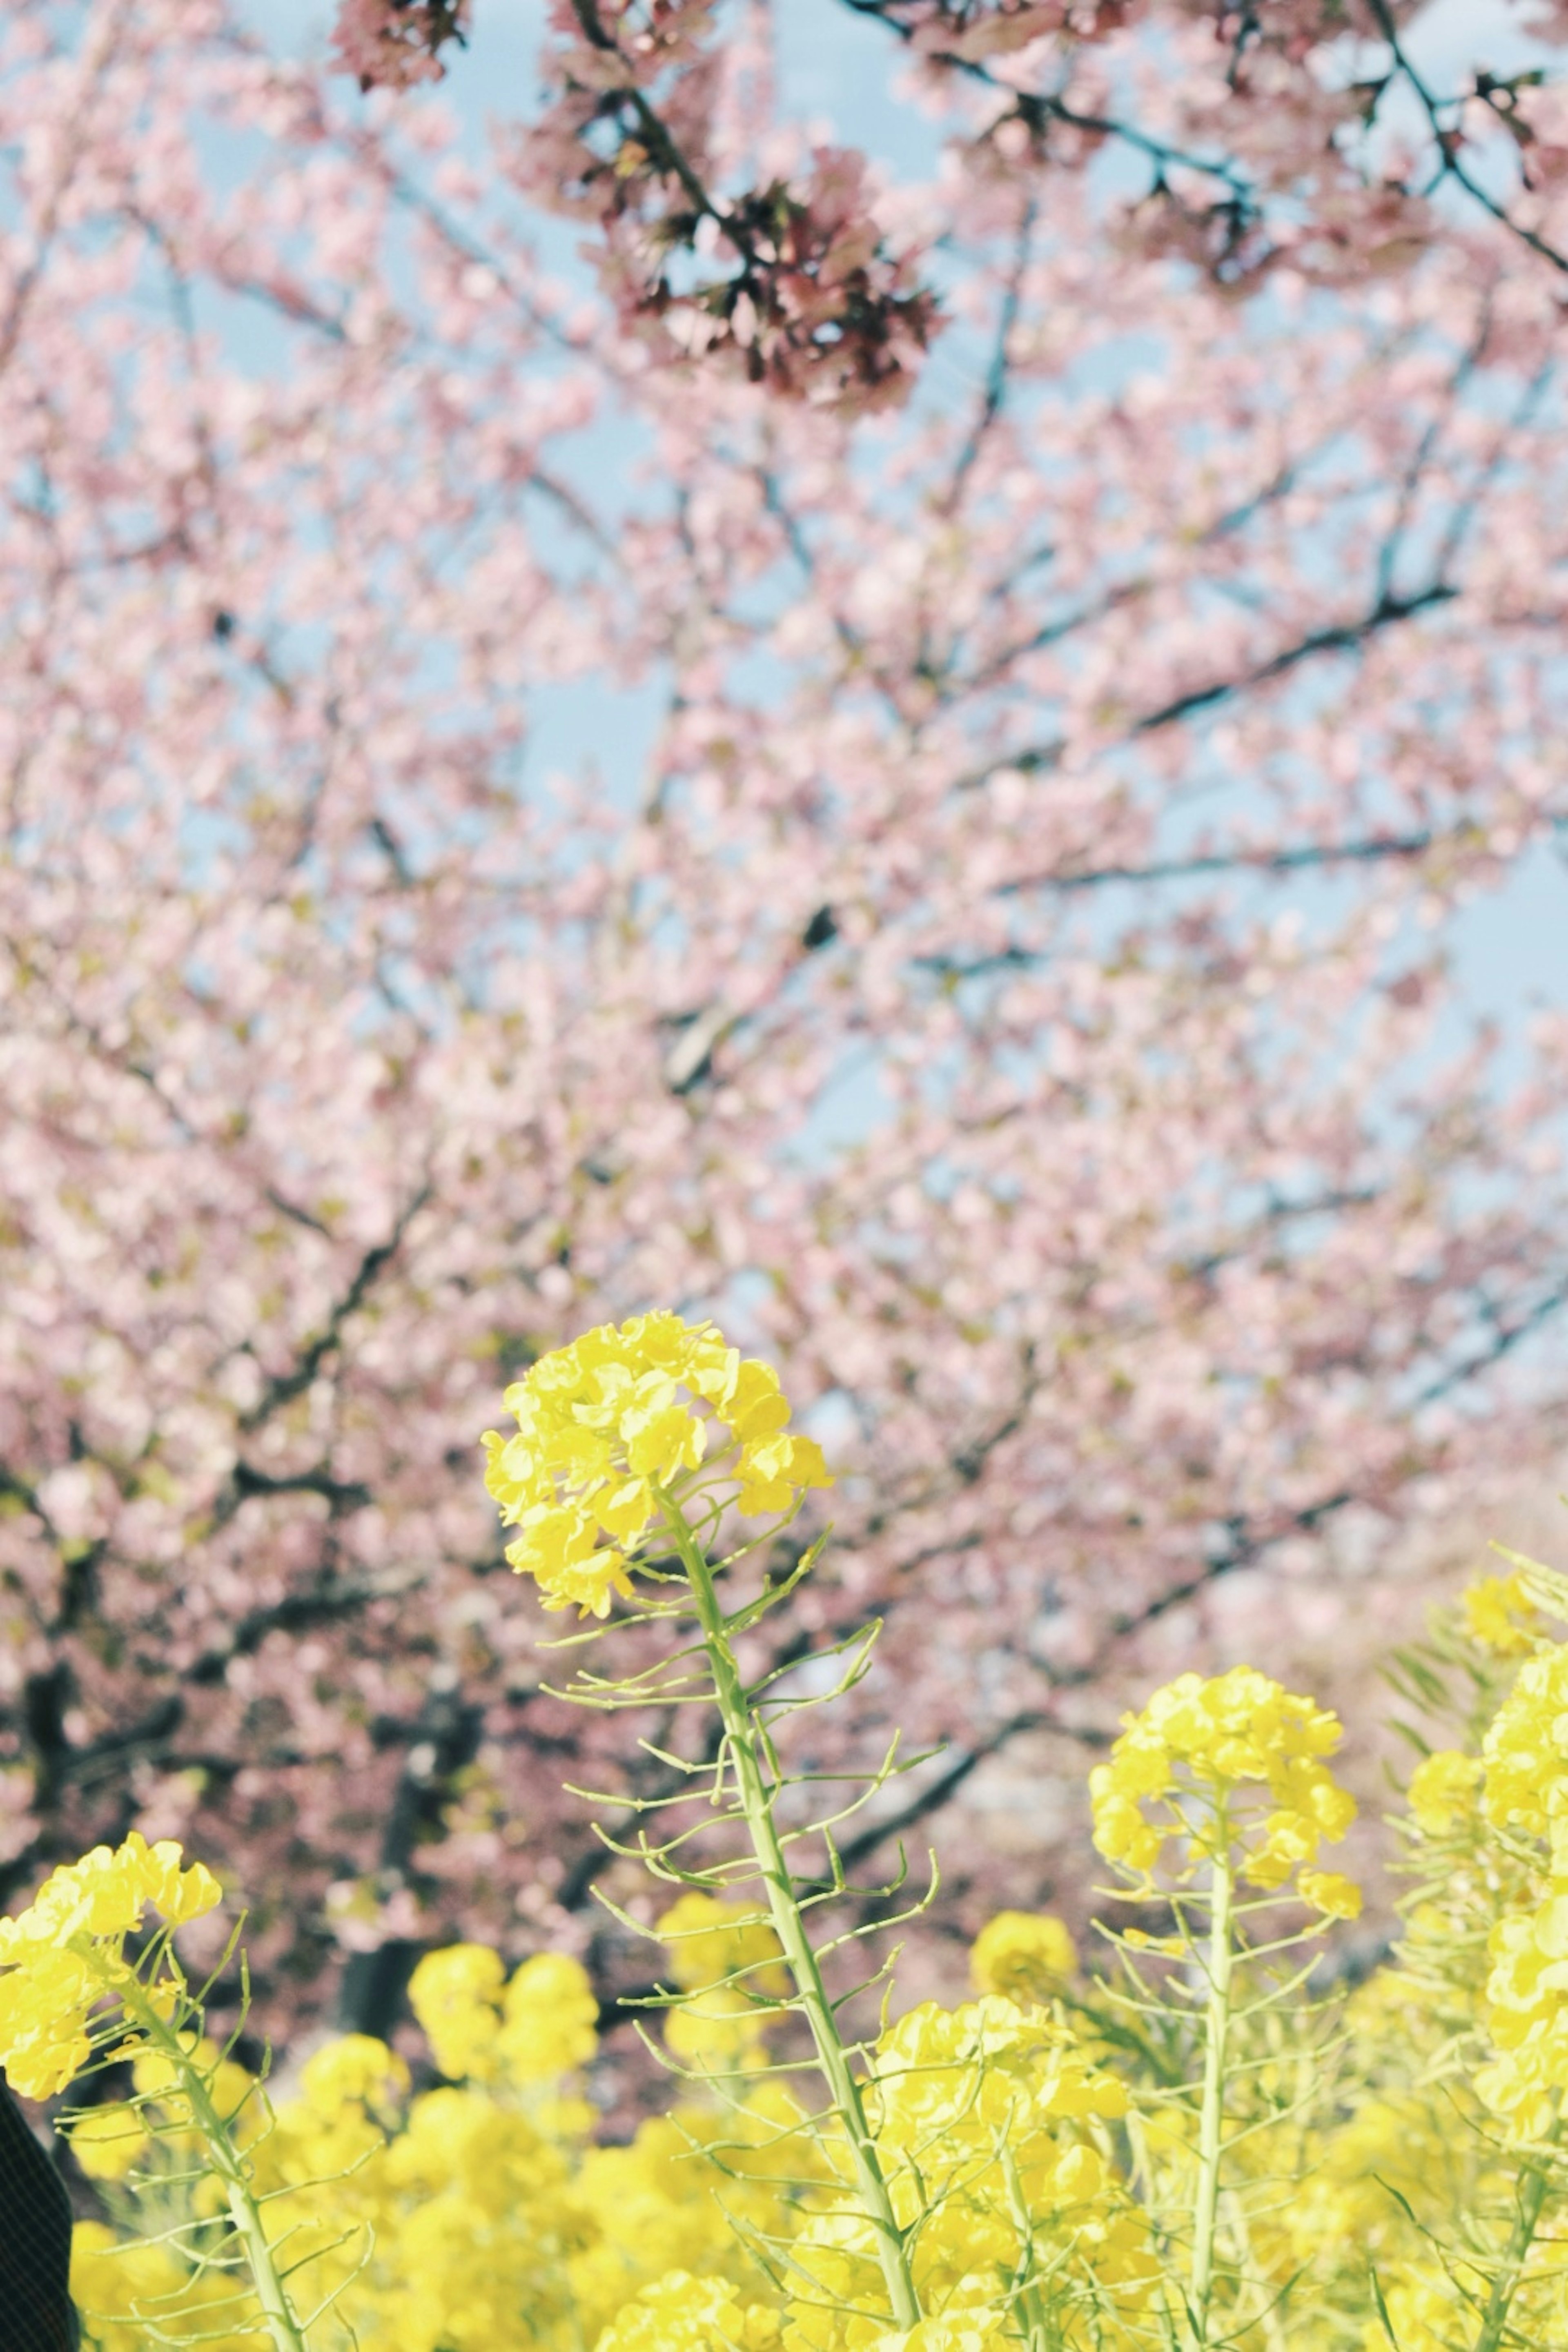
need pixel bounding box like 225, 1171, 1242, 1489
1470, 2125, 1558, 2352
120, 1978, 310, 2352
1000, 2138, 1050, 2352
663, 1494, 922, 2332
1190, 1835, 1235, 2349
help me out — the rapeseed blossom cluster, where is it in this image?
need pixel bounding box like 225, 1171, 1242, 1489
1476, 1640, 1568, 2123
0, 1831, 220, 2098
482, 1313, 833, 1616
71, 2217, 263, 2352
1405, 1746, 1484, 1837
56, 1903, 1156, 2350
406, 1940, 599, 2083
968, 1910, 1077, 2003
1087, 1666, 1361, 1909
30, 1319, 1568, 2352
757, 1995, 1154, 2352
69, 1933, 791, 2351
597, 2272, 782, 2352
38, 1610, 1568, 2352
1480, 1641, 1568, 1849
1462, 1568, 1542, 1657
657, 1890, 788, 1995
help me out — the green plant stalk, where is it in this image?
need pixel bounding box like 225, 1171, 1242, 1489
664, 1493, 922, 2332
1189, 1829, 1235, 2349
1000, 2138, 1051, 2352
1470, 2123, 1559, 2352
119, 1976, 311, 2352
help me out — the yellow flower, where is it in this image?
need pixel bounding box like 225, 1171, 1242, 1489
0, 1831, 220, 1957
1476, 1896, 1568, 2128
663, 1985, 770, 2074
867, 2325, 1013, 2352
0, 1948, 97, 2099
1462, 1571, 1541, 1659
656, 1891, 788, 1997
409, 1942, 507, 2080
1359, 2272, 1491, 2352
71, 2218, 255, 2351
499, 1951, 598, 2082
482, 1314, 833, 1617
1470, 1641, 1568, 2128
1089, 1668, 1356, 1895
597, 2270, 782, 2352
62, 2101, 149, 2182
1482, 1647, 1568, 1840
779, 1992, 1155, 2341
653, 1893, 786, 2075
298, 2033, 409, 2119
0, 1835, 223, 2099
408, 1940, 599, 2087
1298, 1871, 1363, 1921
969, 1910, 1077, 2002
1406, 1748, 1483, 1837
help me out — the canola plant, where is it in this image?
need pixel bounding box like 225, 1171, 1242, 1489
4, 1314, 1566, 2351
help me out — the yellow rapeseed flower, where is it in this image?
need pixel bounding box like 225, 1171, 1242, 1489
1088, 1667, 1358, 1901
597, 2270, 782, 2352
656, 1891, 788, 1997
409, 1942, 599, 2084
499, 1952, 599, 2082
0, 1833, 221, 2099
655, 1892, 788, 2073
408, 1942, 508, 2081
784, 1994, 1155, 2348
1482, 1645, 1568, 1846
1406, 1748, 1483, 1837
64, 2103, 150, 2182
1461, 1571, 1542, 1659
968, 1910, 1077, 2002
1298, 1870, 1363, 1921
482, 1312, 833, 1616
1472, 1638, 1568, 2126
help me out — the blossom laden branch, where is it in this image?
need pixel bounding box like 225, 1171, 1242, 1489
332, 0, 470, 92
335, 0, 939, 409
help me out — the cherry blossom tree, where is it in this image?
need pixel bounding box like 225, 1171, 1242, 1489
1, 0, 1566, 2034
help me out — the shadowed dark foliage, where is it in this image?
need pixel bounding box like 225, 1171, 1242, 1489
0, 2079, 78, 2352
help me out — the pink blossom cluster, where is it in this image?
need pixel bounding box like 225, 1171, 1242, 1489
489, 2, 938, 408
331, 0, 469, 91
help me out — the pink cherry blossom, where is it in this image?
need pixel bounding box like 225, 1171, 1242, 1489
332, 0, 468, 92
0, 0, 1564, 2038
